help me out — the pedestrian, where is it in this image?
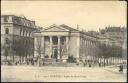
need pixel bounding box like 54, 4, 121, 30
51, 54, 53, 58
83, 62, 86, 67
89, 63, 91, 67
99, 62, 101, 67
43, 61, 45, 66
76, 63, 79, 66
119, 64, 123, 73
15, 62, 17, 65
32, 60, 34, 65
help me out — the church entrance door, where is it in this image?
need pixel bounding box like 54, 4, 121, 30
53, 48, 58, 59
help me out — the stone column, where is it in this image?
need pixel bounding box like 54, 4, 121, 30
41, 36, 44, 58
58, 36, 61, 59
81, 38, 84, 56
86, 40, 88, 55
83, 39, 85, 57
84, 39, 86, 57
84, 39, 86, 56
66, 36, 69, 56
86, 39, 88, 48
86, 39, 88, 60
88, 40, 90, 56
76, 37, 80, 61
120, 57, 122, 64
80, 37, 82, 56
94, 41, 97, 56
90, 41, 92, 56
50, 36, 52, 59
93, 41, 95, 56
119, 57, 121, 64
118, 57, 120, 64
34, 37, 38, 58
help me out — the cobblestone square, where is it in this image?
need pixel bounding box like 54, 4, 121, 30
1, 65, 127, 82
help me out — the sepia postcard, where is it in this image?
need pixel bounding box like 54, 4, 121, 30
1, 0, 127, 82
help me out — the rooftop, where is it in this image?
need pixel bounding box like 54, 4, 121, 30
1, 14, 35, 23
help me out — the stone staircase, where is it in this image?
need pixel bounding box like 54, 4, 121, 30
40, 58, 78, 67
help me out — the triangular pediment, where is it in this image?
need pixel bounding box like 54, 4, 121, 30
42, 24, 69, 32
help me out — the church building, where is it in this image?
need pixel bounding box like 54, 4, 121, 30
33, 24, 99, 63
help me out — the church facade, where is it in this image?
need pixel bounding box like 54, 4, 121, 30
34, 24, 100, 63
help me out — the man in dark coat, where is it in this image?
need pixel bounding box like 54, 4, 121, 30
119, 64, 123, 73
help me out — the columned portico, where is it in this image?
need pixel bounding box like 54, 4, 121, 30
42, 35, 68, 61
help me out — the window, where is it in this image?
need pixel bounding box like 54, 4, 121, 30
5, 38, 9, 44
5, 28, 9, 34
20, 28, 22, 36
26, 31, 28, 36
23, 29, 25, 36
29, 32, 31, 37
4, 16, 8, 22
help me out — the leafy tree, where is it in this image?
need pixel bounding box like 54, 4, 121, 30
98, 43, 122, 58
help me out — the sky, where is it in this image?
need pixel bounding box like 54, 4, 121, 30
1, 1, 127, 31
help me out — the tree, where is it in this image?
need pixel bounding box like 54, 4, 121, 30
98, 42, 123, 66
35, 37, 43, 58
34, 37, 44, 66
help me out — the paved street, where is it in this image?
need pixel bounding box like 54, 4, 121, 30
1, 65, 127, 82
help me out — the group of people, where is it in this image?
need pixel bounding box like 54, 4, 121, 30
13, 58, 36, 65
119, 63, 126, 73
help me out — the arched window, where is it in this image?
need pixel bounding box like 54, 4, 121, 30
5, 28, 9, 34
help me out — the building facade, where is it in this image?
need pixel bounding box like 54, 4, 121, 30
99, 26, 127, 46
1, 15, 126, 66
1, 15, 37, 65
33, 24, 100, 63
